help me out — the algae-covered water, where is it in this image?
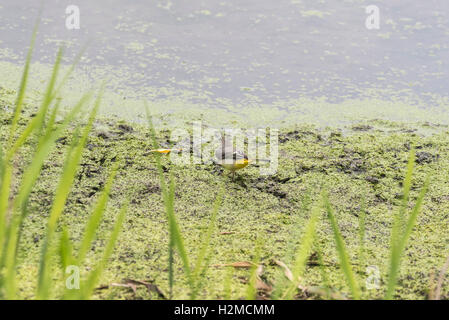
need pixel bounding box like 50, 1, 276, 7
0, 0, 448, 127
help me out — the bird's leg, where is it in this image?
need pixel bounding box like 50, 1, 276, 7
232, 171, 235, 181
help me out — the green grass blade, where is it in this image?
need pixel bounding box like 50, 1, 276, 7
40, 96, 62, 142
391, 150, 415, 251
385, 150, 415, 300
0, 166, 15, 298
7, 17, 39, 147
385, 175, 429, 299
77, 201, 128, 300
271, 189, 312, 299
324, 192, 361, 299
35, 134, 80, 299
144, 104, 177, 297
51, 44, 89, 101
190, 189, 223, 299
281, 204, 320, 300
0, 146, 5, 285
76, 162, 118, 264
2, 53, 77, 299
245, 240, 262, 300
14, 93, 90, 214
145, 102, 193, 293
0, 144, 4, 188
0, 165, 11, 261
6, 48, 64, 161
59, 227, 74, 271
401, 178, 429, 250
0, 19, 39, 288
168, 234, 174, 299
1, 16, 40, 286
36, 94, 100, 299
223, 267, 233, 300
1, 94, 90, 296
167, 173, 192, 286
315, 242, 331, 299
35, 48, 64, 137
358, 198, 367, 274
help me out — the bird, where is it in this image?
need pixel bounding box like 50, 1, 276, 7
149, 137, 269, 181
214, 135, 269, 180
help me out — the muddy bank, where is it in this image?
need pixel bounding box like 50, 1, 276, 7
1, 103, 449, 299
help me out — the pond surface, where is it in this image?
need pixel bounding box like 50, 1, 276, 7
0, 0, 448, 127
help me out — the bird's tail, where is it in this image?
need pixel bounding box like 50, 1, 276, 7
251, 158, 271, 163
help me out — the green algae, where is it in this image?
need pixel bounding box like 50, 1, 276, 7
1, 103, 448, 299
300, 10, 331, 19
1, 59, 449, 133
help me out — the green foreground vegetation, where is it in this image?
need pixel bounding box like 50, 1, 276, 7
1, 90, 448, 299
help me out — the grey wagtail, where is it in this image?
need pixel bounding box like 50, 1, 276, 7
150, 137, 269, 180
214, 136, 270, 180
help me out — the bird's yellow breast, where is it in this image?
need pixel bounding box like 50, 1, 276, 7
220, 159, 251, 171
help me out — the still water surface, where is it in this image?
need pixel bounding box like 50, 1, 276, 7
0, 0, 448, 126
